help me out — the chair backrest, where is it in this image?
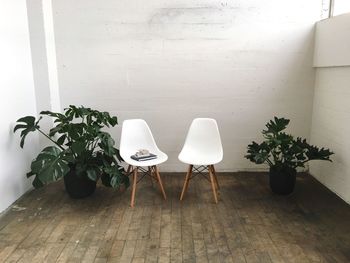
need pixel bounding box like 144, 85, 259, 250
181, 118, 223, 158
120, 119, 160, 158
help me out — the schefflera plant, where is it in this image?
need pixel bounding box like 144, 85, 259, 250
14, 105, 129, 189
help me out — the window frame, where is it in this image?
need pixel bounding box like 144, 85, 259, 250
329, 0, 334, 17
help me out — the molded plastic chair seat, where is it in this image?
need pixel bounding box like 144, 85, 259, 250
120, 119, 167, 207
178, 118, 223, 203
178, 118, 223, 166
178, 149, 222, 166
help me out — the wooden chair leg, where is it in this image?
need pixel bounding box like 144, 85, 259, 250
126, 165, 132, 176
210, 165, 219, 190
180, 164, 193, 201
184, 165, 193, 196
154, 166, 167, 200
208, 165, 218, 203
148, 166, 154, 187
131, 167, 138, 207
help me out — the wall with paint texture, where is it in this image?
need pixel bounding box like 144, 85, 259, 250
0, 0, 39, 213
52, 0, 322, 171
310, 13, 350, 204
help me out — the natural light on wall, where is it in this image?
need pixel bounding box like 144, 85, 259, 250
322, 0, 350, 18
321, 0, 331, 19
333, 0, 350, 16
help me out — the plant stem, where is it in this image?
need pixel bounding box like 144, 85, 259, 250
266, 158, 273, 166
37, 128, 65, 151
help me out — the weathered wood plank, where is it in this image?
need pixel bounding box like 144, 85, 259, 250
0, 174, 349, 263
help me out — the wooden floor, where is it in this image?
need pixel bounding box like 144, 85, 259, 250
0, 172, 350, 263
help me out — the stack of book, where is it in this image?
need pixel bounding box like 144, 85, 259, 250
131, 150, 157, 161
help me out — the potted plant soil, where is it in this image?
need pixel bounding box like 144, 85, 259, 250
245, 117, 333, 195
14, 105, 129, 198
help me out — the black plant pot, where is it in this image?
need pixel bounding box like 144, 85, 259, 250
64, 169, 97, 199
269, 166, 296, 195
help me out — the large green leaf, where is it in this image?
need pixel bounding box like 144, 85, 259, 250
86, 168, 99, 182
32, 175, 44, 188
263, 117, 290, 135
71, 141, 87, 155
245, 141, 271, 164
14, 116, 40, 148
30, 146, 70, 185
98, 132, 116, 156
56, 134, 66, 146
102, 165, 129, 189
306, 145, 333, 161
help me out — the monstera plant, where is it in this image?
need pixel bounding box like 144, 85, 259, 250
14, 105, 129, 198
245, 117, 333, 194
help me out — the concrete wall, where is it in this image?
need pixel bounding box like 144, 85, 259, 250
313, 13, 350, 67
52, 0, 322, 172
310, 13, 350, 204
52, 0, 321, 172
26, 0, 61, 145
26, 0, 52, 146
0, 1, 39, 212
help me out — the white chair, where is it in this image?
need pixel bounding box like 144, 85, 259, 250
178, 118, 223, 203
120, 119, 167, 207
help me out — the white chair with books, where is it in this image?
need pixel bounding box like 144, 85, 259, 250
120, 119, 167, 207
178, 118, 223, 203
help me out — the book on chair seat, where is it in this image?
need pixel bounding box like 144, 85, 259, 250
130, 153, 157, 161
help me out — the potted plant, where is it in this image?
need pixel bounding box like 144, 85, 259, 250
245, 117, 333, 195
14, 105, 129, 198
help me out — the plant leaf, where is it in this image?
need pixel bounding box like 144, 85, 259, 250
98, 132, 115, 156
103, 165, 129, 189
56, 134, 66, 145
26, 171, 34, 178
14, 116, 40, 148
306, 145, 334, 161
263, 116, 290, 135
71, 141, 86, 155
32, 176, 44, 188
86, 169, 98, 181
30, 146, 70, 184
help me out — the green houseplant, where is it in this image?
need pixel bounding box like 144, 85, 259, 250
14, 105, 129, 198
245, 117, 333, 195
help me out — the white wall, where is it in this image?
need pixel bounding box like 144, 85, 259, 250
313, 13, 350, 67
26, 0, 53, 146
26, 0, 61, 146
310, 13, 350, 204
52, 0, 321, 172
0, 1, 39, 212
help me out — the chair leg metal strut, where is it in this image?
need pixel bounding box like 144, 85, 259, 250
128, 165, 167, 207
180, 165, 219, 203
